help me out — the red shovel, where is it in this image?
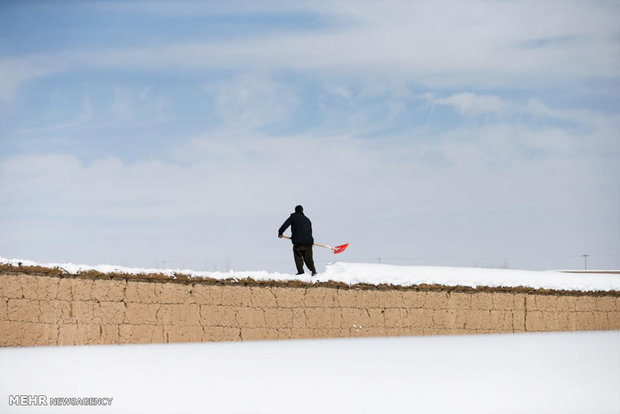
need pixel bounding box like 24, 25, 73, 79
281, 235, 349, 254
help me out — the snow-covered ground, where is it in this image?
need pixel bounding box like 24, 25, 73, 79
2, 256, 619, 292
1, 331, 618, 414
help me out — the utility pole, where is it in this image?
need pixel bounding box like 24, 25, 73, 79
582, 254, 589, 270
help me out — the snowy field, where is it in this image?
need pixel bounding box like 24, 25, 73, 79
2, 256, 620, 292
0, 331, 618, 414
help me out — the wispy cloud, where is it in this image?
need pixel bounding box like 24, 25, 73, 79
2, 115, 618, 269
207, 74, 300, 130
1, 1, 618, 270
0, 57, 53, 101
522, 98, 620, 128
433, 93, 509, 116
3, 1, 619, 100
21, 98, 94, 133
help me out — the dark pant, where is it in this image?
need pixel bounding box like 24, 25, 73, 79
293, 244, 316, 273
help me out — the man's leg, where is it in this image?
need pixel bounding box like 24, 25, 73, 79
303, 245, 317, 274
293, 245, 305, 274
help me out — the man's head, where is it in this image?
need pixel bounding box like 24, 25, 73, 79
295, 205, 303, 213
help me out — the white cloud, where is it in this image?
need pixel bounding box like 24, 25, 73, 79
21, 98, 94, 133
93, 1, 309, 17
433, 93, 509, 116
2, 118, 618, 270
0, 57, 52, 101
3, 0, 619, 100
520, 98, 620, 129
207, 74, 299, 130
423, 93, 620, 134
1, 1, 619, 271
330, 85, 353, 100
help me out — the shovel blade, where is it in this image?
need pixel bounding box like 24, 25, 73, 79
332, 243, 349, 254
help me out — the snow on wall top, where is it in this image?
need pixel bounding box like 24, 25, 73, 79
1, 257, 619, 292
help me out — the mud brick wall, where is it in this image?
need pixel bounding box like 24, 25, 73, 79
1, 270, 619, 347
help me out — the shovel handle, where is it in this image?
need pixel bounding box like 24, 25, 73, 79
279, 235, 333, 250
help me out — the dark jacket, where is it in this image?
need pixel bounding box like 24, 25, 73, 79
278, 212, 314, 245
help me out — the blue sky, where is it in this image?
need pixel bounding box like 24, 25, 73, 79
1, 0, 619, 271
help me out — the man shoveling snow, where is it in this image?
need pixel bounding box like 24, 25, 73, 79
278, 205, 317, 276
278, 205, 349, 276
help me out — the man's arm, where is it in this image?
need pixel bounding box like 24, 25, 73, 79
278, 216, 292, 238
